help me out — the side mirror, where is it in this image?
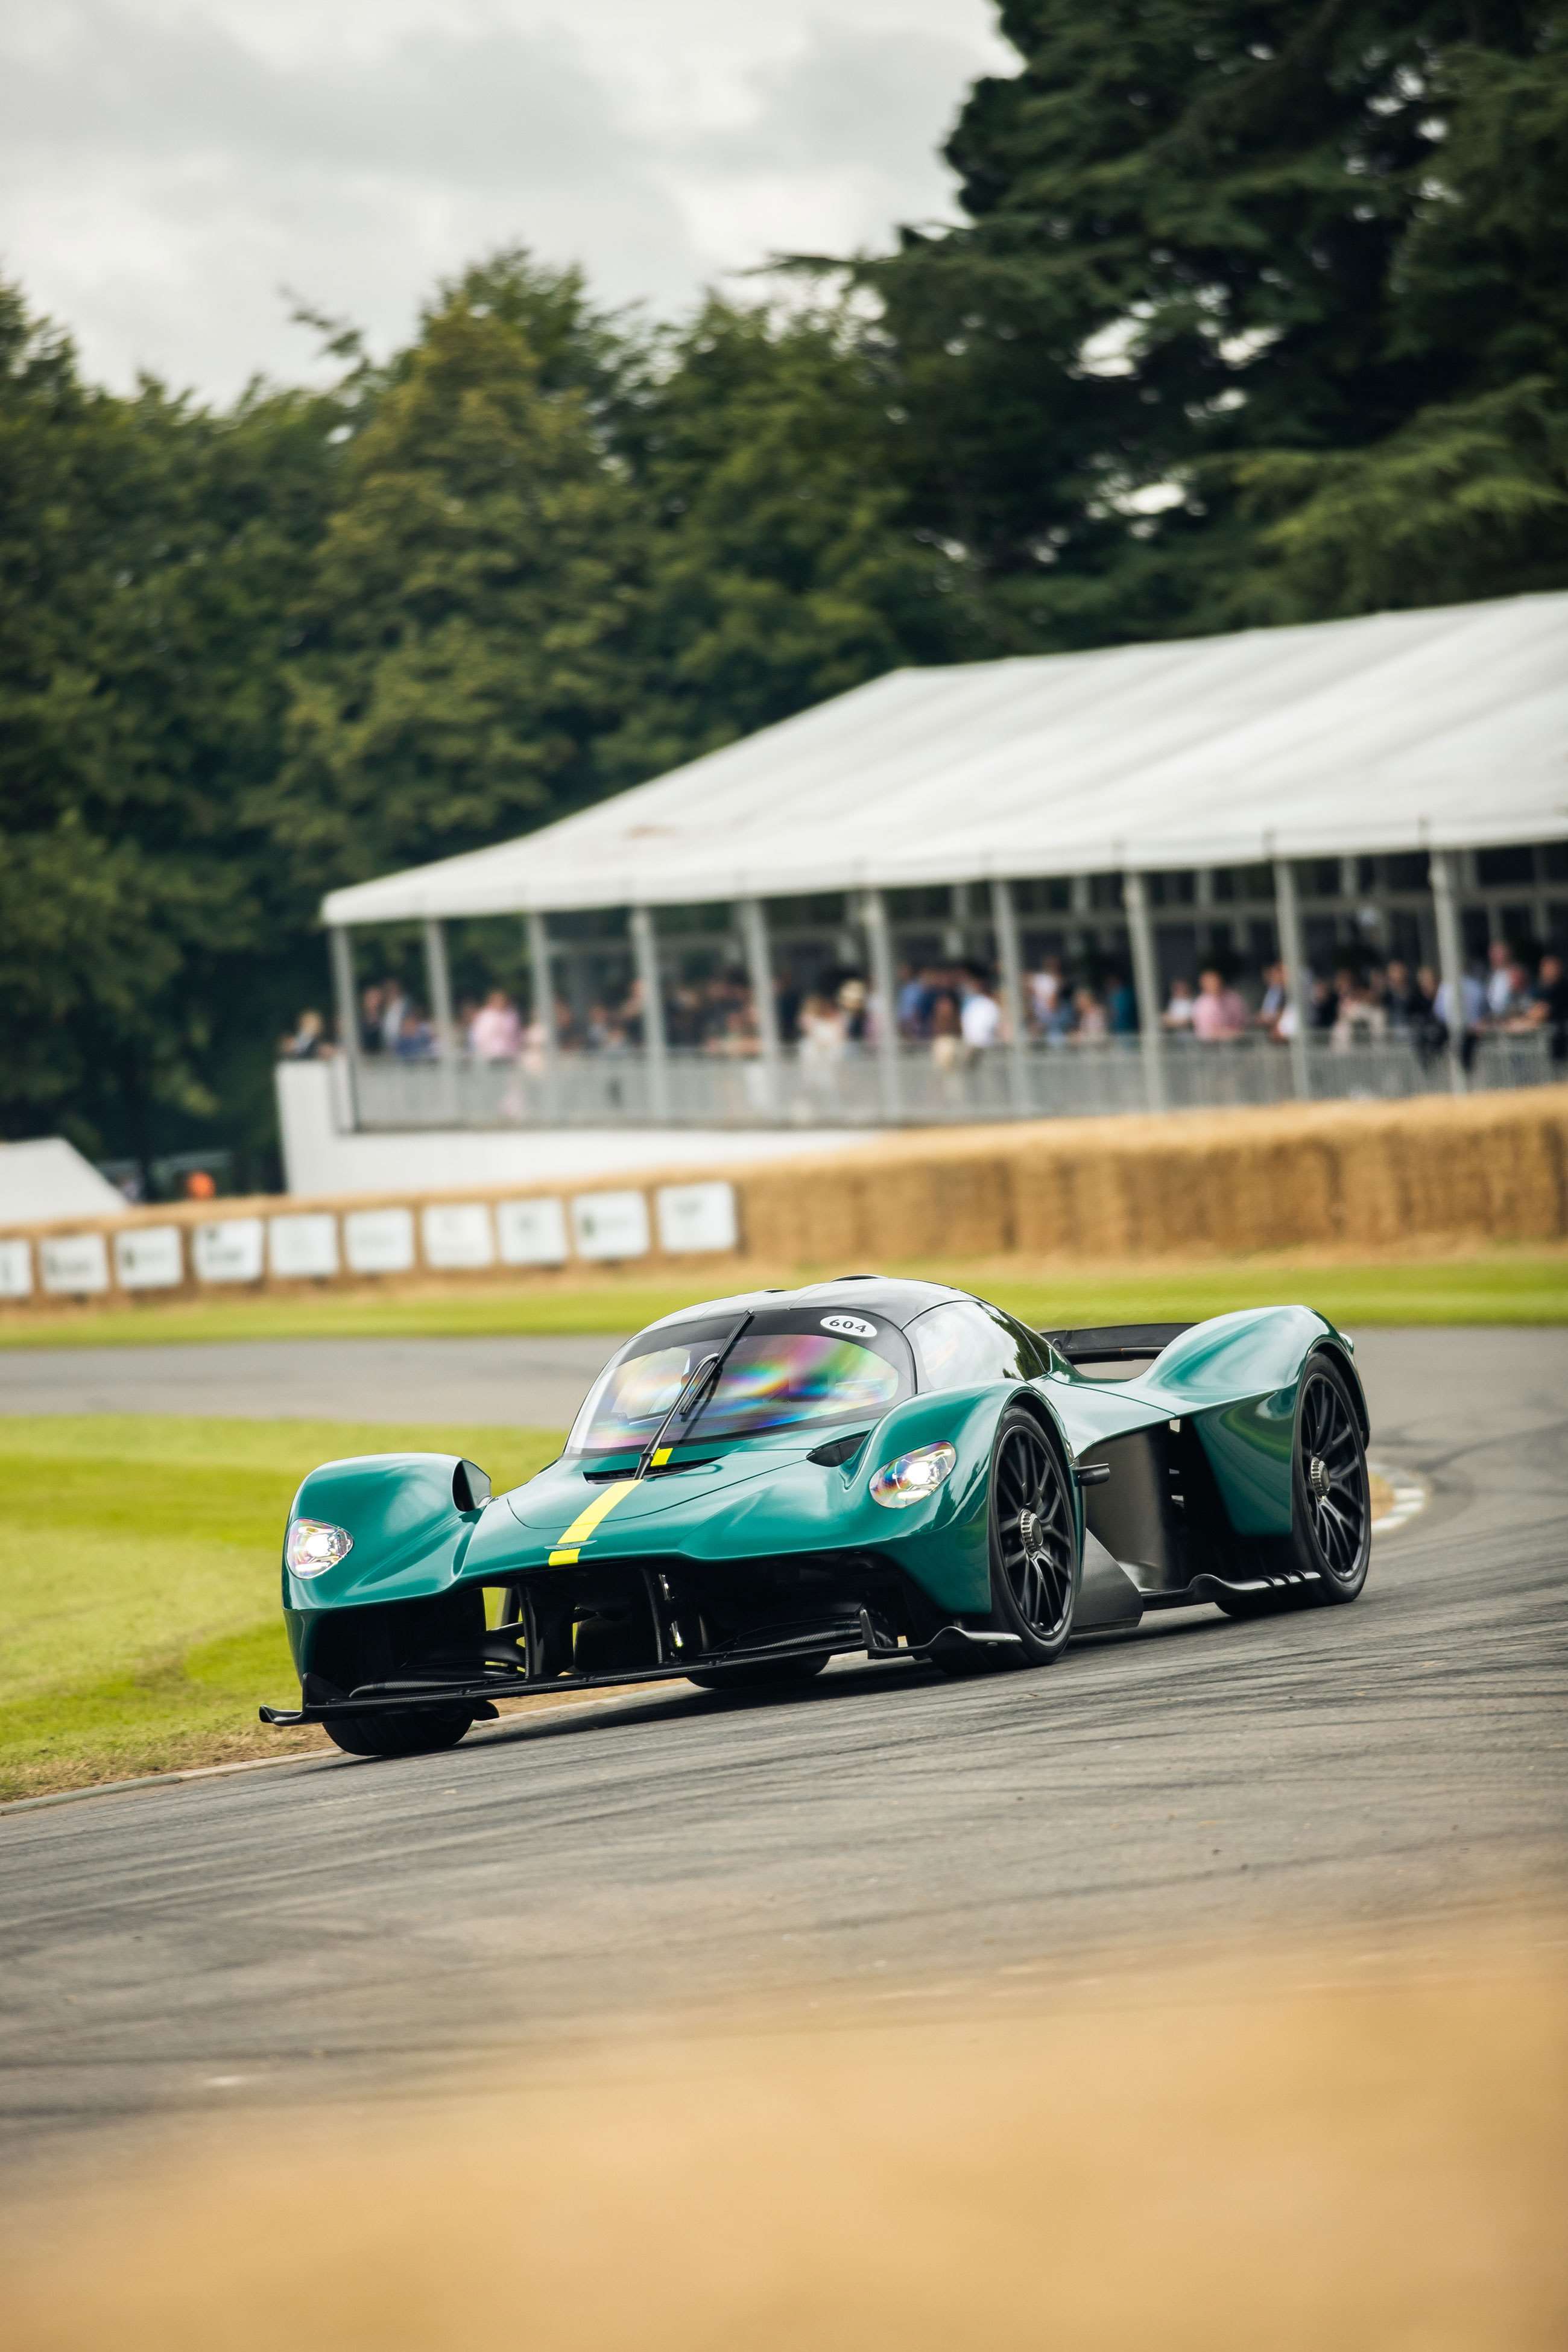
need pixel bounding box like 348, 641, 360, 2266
452, 1459, 492, 1511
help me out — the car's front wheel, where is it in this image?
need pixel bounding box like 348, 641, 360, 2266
933, 1405, 1078, 1673
323, 1708, 474, 1758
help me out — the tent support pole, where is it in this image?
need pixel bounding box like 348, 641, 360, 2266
1273, 857, 1312, 1102
990, 878, 1029, 1114
1429, 849, 1469, 1093
630, 905, 671, 1121
526, 912, 558, 1116
328, 925, 361, 1130
422, 917, 458, 1119
739, 896, 781, 1117
862, 888, 902, 1120
1122, 871, 1166, 1113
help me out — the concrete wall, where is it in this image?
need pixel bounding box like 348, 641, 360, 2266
276, 1061, 878, 1197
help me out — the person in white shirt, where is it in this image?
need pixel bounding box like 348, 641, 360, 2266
1162, 977, 1196, 1030
1027, 958, 1063, 1033
1434, 972, 1485, 1032
1484, 940, 1520, 1022
959, 982, 1002, 1049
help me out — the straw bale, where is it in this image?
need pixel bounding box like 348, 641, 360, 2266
861, 1151, 1015, 1261
3, 1089, 1566, 1321
741, 1160, 866, 1268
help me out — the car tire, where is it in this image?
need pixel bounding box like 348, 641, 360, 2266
1215, 1353, 1370, 1618
323, 1708, 475, 1758
687, 1652, 830, 1691
934, 1403, 1078, 1672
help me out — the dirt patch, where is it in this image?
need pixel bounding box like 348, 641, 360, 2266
5, 1918, 1564, 2350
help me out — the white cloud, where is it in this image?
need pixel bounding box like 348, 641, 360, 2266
0, 0, 1012, 399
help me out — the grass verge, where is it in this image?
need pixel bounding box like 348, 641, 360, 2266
0, 1415, 561, 1804
2, 1241, 1566, 1349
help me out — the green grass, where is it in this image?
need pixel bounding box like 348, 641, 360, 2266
973, 1253, 1568, 1330
1, 1245, 1566, 1350
0, 1415, 563, 1803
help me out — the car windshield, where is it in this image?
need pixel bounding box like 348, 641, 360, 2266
565, 1310, 913, 1455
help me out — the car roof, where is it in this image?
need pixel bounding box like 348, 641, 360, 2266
636, 1275, 975, 1339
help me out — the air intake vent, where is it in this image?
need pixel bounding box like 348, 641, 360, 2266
808, 1431, 869, 1468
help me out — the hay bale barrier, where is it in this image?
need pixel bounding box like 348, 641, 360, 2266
1, 1090, 1565, 1320
739, 1090, 1568, 1269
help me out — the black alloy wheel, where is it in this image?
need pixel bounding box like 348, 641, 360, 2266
986, 1406, 1078, 1664
1215, 1354, 1370, 1618
1295, 1358, 1371, 1603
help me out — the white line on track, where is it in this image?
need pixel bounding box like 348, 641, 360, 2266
1369, 1461, 1429, 1535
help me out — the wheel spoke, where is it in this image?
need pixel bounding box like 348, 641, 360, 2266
1318, 1497, 1351, 1568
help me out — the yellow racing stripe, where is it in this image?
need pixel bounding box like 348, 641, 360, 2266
547, 1478, 639, 1565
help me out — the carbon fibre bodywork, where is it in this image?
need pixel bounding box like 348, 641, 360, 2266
262, 1280, 1367, 1729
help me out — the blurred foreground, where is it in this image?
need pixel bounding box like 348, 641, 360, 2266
5, 1920, 1563, 2352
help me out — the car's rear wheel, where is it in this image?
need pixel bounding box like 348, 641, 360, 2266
1295, 1357, 1371, 1603
687, 1652, 830, 1691
933, 1406, 1078, 1672
323, 1708, 474, 1758
1215, 1355, 1370, 1617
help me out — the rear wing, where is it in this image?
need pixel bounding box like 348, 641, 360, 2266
1040, 1322, 1193, 1365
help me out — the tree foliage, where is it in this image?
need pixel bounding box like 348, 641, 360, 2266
0, 287, 340, 1164
842, 0, 1568, 633
265, 278, 648, 891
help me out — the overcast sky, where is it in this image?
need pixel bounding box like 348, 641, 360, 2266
2, 0, 1013, 401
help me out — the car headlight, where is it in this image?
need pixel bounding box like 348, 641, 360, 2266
870, 1441, 957, 1509
286, 1519, 353, 1575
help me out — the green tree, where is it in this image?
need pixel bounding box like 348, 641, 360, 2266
0, 283, 340, 1168
263, 261, 650, 893
604, 295, 991, 781
1236, 21, 1568, 610
841, 0, 1568, 637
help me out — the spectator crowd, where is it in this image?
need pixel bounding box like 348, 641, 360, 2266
280, 938, 1568, 1074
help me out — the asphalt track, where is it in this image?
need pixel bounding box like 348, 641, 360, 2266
1, 1327, 1565, 2178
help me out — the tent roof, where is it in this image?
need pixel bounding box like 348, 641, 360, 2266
0, 1139, 126, 1223
322, 592, 1568, 926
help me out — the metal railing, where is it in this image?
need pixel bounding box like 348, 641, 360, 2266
343, 1031, 1560, 1132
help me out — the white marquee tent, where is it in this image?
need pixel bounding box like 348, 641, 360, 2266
323, 592, 1568, 928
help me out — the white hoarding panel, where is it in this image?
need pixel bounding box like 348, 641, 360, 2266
495, 1197, 569, 1267
656, 1181, 739, 1256
344, 1206, 416, 1275
269, 1212, 340, 1280
114, 1225, 184, 1291
571, 1190, 651, 1262
421, 1203, 495, 1271
0, 1239, 34, 1299
40, 1233, 111, 1294
194, 1218, 265, 1285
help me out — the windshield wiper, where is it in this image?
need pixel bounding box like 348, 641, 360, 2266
634, 1312, 752, 1481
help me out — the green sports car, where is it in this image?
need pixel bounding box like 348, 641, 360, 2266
261, 1277, 1372, 1757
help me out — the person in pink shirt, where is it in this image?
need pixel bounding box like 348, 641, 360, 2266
1190, 966, 1248, 1040
468, 988, 522, 1061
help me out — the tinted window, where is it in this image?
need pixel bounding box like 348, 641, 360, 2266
566, 1311, 914, 1454
909, 1301, 1040, 1391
